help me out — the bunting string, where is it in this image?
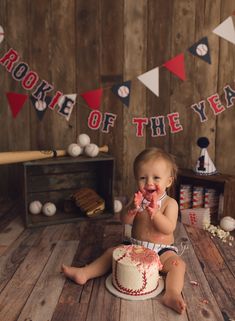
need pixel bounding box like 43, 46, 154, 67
0, 14, 234, 137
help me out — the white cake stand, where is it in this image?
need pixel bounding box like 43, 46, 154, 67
105, 274, 164, 301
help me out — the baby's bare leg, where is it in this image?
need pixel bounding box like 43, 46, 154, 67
160, 252, 186, 314
61, 247, 114, 285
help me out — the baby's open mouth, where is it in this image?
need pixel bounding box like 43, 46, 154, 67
145, 189, 156, 194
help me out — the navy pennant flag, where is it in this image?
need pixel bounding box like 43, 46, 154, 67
30, 95, 50, 120
188, 37, 211, 64
111, 80, 131, 107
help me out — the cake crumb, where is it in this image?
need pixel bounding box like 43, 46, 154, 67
190, 280, 199, 286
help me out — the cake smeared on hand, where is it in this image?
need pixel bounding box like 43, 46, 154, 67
146, 191, 160, 219
134, 190, 144, 209
130, 185, 162, 217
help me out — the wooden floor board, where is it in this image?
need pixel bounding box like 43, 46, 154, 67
0, 224, 66, 321
17, 240, 79, 321
86, 276, 121, 321
0, 226, 43, 292
0, 201, 234, 321
176, 225, 225, 321
185, 225, 235, 319
0, 216, 25, 255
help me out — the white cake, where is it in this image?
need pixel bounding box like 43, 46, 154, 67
112, 245, 162, 297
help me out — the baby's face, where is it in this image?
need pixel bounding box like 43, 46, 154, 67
136, 158, 173, 198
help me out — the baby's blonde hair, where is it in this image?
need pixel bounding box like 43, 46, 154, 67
133, 147, 178, 182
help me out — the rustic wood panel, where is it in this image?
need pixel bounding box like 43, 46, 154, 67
189, 0, 220, 169
0, 216, 24, 255
175, 224, 225, 321
51, 222, 104, 321
76, 0, 101, 143
123, 0, 148, 198
17, 240, 79, 321
1, 0, 31, 197
169, 0, 196, 168
50, 0, 77, 149
216, 7, 235, 175
100, 0, 124, 195
146, 0, 173, 151
0, 200, 234, 321
28, 0, 53, 150
0, 1, 235, 199
0, 224, 66, 321
0, 227, 43, 291
0, 0, 8, 197
185, 225, 235, 320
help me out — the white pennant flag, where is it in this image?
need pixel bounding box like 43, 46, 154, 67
58, 94, 77, 121
213, 16, 235, 45
137, 67, 159, 96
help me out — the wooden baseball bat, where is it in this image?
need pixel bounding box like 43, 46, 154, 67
99, 145, 108, 153
0, 150, 67, 165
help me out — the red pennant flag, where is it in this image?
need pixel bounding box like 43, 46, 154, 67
80, 88, 103, 110
163, 53, 186, 80
6, 92, 28, 118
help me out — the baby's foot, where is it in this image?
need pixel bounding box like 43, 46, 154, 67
61, 264, 88, 285
162, 292, 186, 314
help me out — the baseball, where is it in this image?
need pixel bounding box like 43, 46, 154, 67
35, 100, 47, 111
77, 133, 90, 147
42, 202, 57, 216
0, 26, 4, 44
114, 199, 123, 213
29, 200, 42, 215
196, 43, 208, 56
220, 216, 235, 232
84, 143, 99, 157
67, 143, 82, 157
117, 85, 129, 98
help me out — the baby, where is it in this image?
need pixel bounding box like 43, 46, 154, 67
62, 147, 186, 314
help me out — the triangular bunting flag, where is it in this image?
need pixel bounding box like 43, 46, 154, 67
58, 94, 77, 121
188, 37, 211, 64
111, 80, 131, 107
0, 25, 4, 44
213, 16, 235, 45
30, 95, 49, 121
6, 92, 28, 118
137, 67, 159, 96
80, 88, 103, 110
163, 53, 186, 80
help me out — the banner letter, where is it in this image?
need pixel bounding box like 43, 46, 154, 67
102, 113, 117, 133
0, 48, 20, 72
207, 93, 225, 115
191, 100, 208, 122
224, 85, 235, 108
132, 118, 148, 137
150, 116, 166, 136
88, 110, 102, 130
167, 112, 183, 133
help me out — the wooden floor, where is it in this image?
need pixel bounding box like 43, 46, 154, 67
0, 200, 234, 321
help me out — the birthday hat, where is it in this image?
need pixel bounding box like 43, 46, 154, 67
194, 137, 217, 175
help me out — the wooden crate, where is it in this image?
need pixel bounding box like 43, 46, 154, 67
23, 154, 114, 227
171, 168, 235, 224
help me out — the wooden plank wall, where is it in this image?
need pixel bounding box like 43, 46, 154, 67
0, 0, 234, 199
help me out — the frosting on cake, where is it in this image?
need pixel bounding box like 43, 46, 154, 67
112, 245, 162, 296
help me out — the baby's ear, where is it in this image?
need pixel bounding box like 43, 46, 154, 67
166, 176, 174, 188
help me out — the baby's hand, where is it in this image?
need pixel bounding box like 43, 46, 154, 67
127, 208, 138, 217
146, 191, 160, 219
134, 191, 143, 209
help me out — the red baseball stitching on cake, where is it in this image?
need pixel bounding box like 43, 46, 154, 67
113, 249, 159, 296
